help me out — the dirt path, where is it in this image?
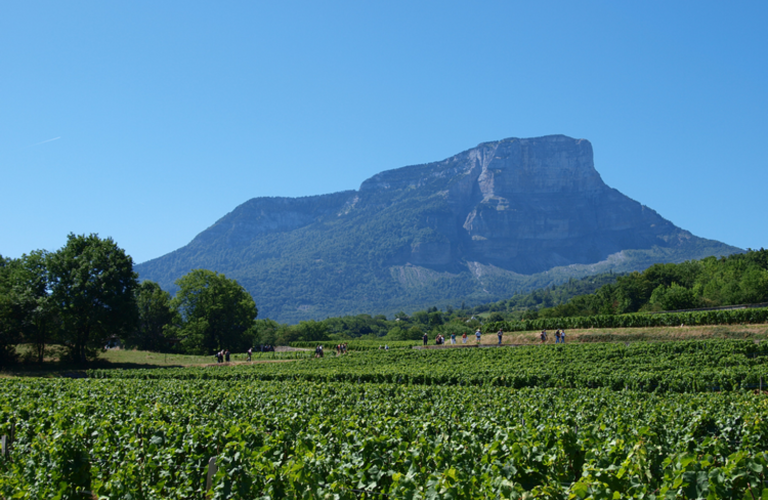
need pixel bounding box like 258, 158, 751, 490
416, 323, 768, 349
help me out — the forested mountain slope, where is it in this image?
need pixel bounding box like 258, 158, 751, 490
534, 248, 768, 319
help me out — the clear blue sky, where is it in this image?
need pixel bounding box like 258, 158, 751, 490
2, 1, 766, 264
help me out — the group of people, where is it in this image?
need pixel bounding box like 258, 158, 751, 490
418, 327, 567, 347
539, 329, 566, 343
218, 345, 277, 363
314, 345, 324, 357
335, 343, 348, 355
215, 349, 230, 363
422, 328, 486, 346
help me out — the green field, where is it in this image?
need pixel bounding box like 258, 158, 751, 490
3, 339, 768, 498
1, 346, 310, 378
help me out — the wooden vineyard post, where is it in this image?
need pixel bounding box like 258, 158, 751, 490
206, 456, 218, 494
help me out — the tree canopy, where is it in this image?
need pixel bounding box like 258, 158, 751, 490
0, 255, 23, 365
47, 234, 138, 363
12, 251, 59, 363
170, 269, 257, 354
128, 280, 176, 352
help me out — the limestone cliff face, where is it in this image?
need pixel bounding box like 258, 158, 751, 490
136, 135, 740, 322
357, 135, 680, 274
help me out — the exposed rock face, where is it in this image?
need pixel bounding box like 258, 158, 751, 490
359, 135, 679, 274
136, 135, 741, 322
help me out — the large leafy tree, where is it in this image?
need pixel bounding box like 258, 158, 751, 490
171, 269, 257, 354
127, 280, 177, 352
0, 255, 22, 365
48, 234, 138, 363
14, 251, 59, 363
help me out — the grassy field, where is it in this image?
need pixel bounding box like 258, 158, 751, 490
1, 345, 302, 377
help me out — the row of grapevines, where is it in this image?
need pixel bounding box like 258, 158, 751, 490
90, 340, 768, 393
288, 340, 419, 350
1, 379, 767, 499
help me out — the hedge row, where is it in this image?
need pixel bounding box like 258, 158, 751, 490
486, 307, 768, 333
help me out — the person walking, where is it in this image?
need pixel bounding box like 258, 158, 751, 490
497, 329, 503, 345
561, 330, 566, 343
451, 332, 456, 345
475, 329, 482, 344
462, 332, 467, 344
423, 332, 429, 346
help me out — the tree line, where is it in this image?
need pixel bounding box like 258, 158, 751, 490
3, 234, 765, 365
0, 234, 258, 365
454, 249, 768, 323
532, 248, 768, 320
1, 234, 482, 364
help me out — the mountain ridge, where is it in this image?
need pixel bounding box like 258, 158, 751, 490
136, 135, 742, 322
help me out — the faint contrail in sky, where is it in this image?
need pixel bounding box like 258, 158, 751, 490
31, 136, 61, 146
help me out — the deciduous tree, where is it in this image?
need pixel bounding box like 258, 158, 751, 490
128, 280, 176, 352
0, 255, 22, 365
15, 251, 59, 363
171, 269, 257, 354
48, 234, 138, 363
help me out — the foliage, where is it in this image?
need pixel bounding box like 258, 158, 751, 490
91, 339, 768, 394
0, 255, 22, 365
275, 320, 329, 345
12, 251, 59, 363
536, 249, 768, 318
487, 307, 768, 335
3, 377, 768, 498
170, 269, 257, 354
47, 233, 138, 363
436, 320, 474, 338
474, 272, 622, 317
126, 280, 177, 352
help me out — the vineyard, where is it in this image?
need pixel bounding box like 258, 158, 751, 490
3, 340, 768, 498
91, 340, 768, 393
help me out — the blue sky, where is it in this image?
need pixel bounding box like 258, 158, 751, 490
2, 1, 766, 264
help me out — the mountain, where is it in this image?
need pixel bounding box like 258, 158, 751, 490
136, 135, 742, 323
